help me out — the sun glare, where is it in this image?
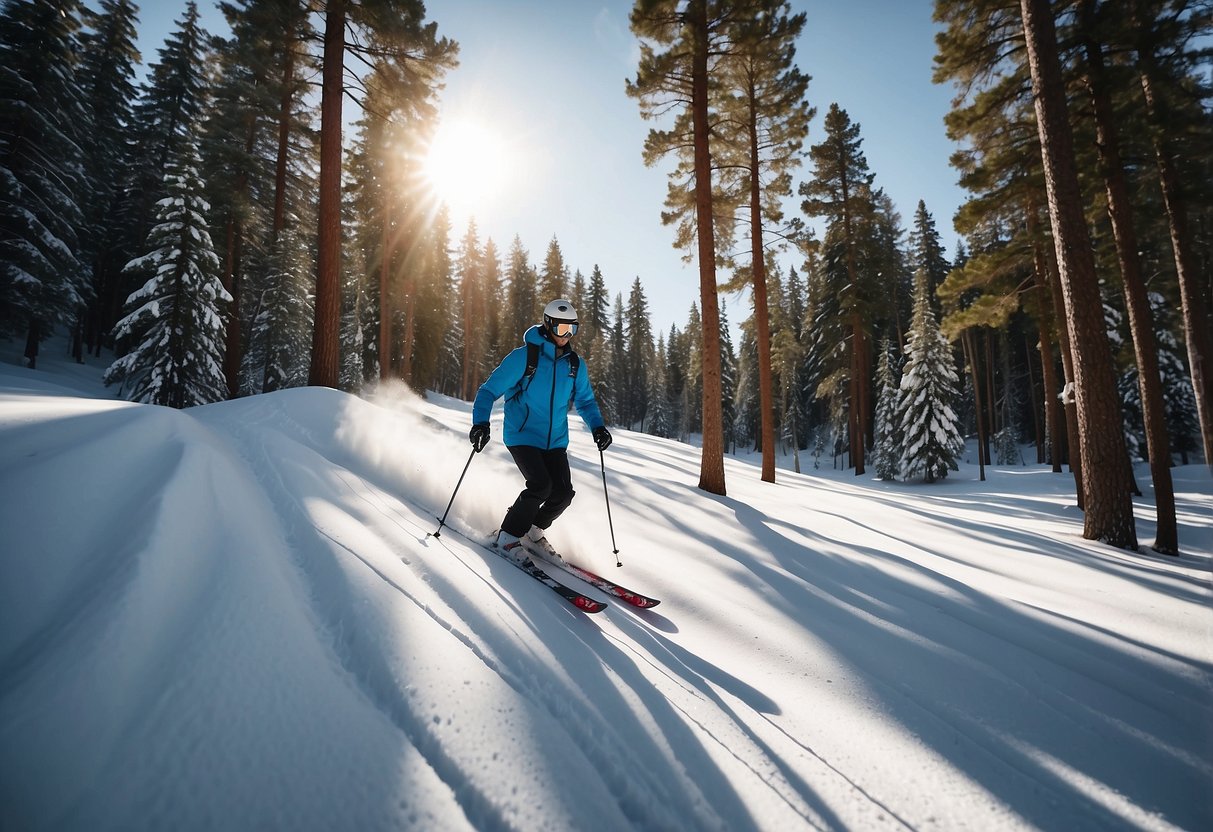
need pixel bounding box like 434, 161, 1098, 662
422, 118, 511, 223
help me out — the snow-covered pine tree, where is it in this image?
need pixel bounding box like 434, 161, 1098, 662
872, 338, 901, 480
646, 332, 673, 439
124, 2, 211, 252
339, 225, 367, 393
898, 269, 964, 482
0, 0, 91, 361
255, 224, 314, 393
104, 140, 230, 408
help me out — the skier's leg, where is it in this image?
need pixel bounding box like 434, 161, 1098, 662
500, 445, 551, 537
532, 448, 574, 529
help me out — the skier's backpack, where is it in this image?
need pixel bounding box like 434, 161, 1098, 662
522, 341, 580, 383
513, 341, 580, 401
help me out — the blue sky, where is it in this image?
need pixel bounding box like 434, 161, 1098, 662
136, 1, 966, 337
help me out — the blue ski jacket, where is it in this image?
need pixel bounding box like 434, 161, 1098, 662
472, 326, 605, 450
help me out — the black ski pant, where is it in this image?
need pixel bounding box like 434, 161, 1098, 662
500, 445, 574, 538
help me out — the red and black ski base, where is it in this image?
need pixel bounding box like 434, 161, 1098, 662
522, 543, 661, 608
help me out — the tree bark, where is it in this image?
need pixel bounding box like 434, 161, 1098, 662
964, 329, 986, 481
379, 207, 392, 381
1080, 0, 1177, 553
748, 93, 776, 483
308, 0, 345, 389
1020, 0, 1137, 548
689, 0, 726, 495
1134, 12, 1213, 469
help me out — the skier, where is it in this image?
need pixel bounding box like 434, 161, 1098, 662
470, 299, 612, 565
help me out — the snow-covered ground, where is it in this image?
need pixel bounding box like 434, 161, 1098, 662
2, 340, 1211, 831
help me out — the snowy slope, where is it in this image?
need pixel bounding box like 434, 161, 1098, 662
1, 347, 1211, 831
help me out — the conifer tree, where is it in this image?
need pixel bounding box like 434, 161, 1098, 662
309, 0, 455, 388
481, 237, 504, 369
800, 104, 878, 475
608, 294, 628, 425
104, 141, 230, 408
539, 236, 568, 303
647, 332, 673, 438
126, 2, 212, 249
504, 235, 537, 342
0, 0, 91, 363
898, 270, 964, 483
716, 0, 813, 482
625, 277, 654, 429
908, 200, 950, 314
1154, 293, 1199, 465
1020, 0, 1138, 548
872, 339, 901, 481
455, 219, 485, 398
629, 0, 739, 494
254, 225, 313, 392
77, 0, 140, 356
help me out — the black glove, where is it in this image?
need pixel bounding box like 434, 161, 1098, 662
469, 422, 490, 452
592, 425, 612, 452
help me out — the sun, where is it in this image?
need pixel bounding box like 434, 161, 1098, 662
422, 118, 511, 222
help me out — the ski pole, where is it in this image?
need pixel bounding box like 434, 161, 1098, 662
599, 448, 622, 567
432, 447, 477, 539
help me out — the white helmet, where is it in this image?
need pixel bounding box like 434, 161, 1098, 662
543, 299, 579, 337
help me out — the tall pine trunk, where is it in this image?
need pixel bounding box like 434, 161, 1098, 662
308, 0, 345, 388
747, 93, 776, 483
1020, 0, 1137, 549
1133, 11, 1213, 468
378, 207, 392, 381
1031, 200, 1084, 500
688, 0, 726, 496
1080, 0, 1177, 553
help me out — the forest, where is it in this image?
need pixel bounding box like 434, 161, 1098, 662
1, 0, 1210, 554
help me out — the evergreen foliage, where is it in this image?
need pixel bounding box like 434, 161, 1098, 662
0, 0, 91, 352
898, 270, 963, 483
104, 141, 230, 408
872, 339, 901, 481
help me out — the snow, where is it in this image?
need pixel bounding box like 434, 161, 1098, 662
2, 342, 1211, 831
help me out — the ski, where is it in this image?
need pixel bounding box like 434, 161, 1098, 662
523, 543, 661, 608
436, 521, 606, 614
494, 546, 608, 614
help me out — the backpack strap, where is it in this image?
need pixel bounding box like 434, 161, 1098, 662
523, 341, 540, 382
512, 342, 579, 401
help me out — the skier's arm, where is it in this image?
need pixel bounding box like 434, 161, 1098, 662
472, 347, 526, 424
572, 360, 605, 432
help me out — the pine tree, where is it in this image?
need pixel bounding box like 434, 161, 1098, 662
77, 0, 140, 356
872, 339, 901, 481
104, 141, 230, 408
0, 0, 91, 362
608, 294, 628, 425
628, 0, 738, 494
908, 200, 950, 314
647, 332, 673, 438
799, 104, 878, 475
203, 0, 316, 397
505, 235, 537, 340
1021, 0, 1138, 547
538, 236, 568, 303
308, 0, 455, 388
624, 277, 653, 429
126, 2, 212, 245
898, 270, 964, 483
255, 225, 313, 392
716, 0, 813, 481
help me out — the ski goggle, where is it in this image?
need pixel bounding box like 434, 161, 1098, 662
551, 321, 578, 337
